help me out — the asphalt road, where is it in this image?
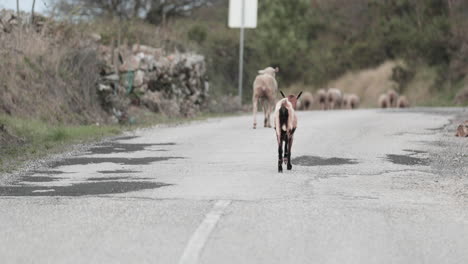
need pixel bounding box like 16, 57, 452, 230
0, 108, 467, 264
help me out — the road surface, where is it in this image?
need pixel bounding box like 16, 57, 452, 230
0, 108, 467, 264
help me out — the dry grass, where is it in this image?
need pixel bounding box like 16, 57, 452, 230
404, 66, 437, 105
283, 62, 399, 109
326, 61, 400, 107
0, 24, 107, 124
283, 61, 446, 108
282, 62, 401, 108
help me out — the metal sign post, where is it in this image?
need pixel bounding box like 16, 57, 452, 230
238, 0, 245, 104
229, 0, 257, 105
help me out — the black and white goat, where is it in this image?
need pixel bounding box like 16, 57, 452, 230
274, 91, 302, 172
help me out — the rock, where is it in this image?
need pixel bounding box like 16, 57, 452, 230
98, 84, 112, 91
132, 44, 163, 57
160, 99, 180, 117
133, 70, 145, 87
109, 115, 119, 124
141, 91, 162, 112
135, 84, 148, 94
455, 120, 468, 137
103, 74, 119, 82
89, 33, 101, 42
119, 55, 141, 72
0, 10, 16, 24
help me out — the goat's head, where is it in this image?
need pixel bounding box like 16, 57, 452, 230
280, 90, 302, 110
258, 66, 279, 77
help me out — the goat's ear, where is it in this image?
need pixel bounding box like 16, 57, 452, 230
280, 91, 286, 98
297, 91, 303, 100
275, 67, 279, 73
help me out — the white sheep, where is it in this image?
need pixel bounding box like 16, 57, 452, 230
343, 94, 360, 109
387, 89, 399, 107
252, 67, 278, 129
297, 91, 314, 110
378, 94, 390, 108
397, 95, 410, 108
316, 89, 327, 110
326, 88, 343, 109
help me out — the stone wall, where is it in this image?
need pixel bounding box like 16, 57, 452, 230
97, 42, 209, 120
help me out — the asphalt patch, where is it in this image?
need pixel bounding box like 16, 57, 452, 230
49, 156, 184, 168
426, 126, 446, 131
403, 149, 428, 155
31, 170, 66, 175
113, 136, 140, 141
292, 155, 358, 166
88, 176, 131, 181
87, 142, 175, 154
0, 181, 171, 196
20, 176, 61, 182
386, 154, 429, 166
97, 170, 140, 174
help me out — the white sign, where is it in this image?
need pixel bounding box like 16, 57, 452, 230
228, 0, 258, 28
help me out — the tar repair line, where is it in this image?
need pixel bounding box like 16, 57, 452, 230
178, 200, 232, 264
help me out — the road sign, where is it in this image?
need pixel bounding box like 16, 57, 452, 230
228, 0, 258, 28
229, 0, 258, 104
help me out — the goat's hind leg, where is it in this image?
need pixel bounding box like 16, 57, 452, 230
266, 100, 273, 128
283, 134, 289, 165
277, 134, 283, 173
287, 135, 294, 170
262, 100, 268, 128
252, 96, 258, 129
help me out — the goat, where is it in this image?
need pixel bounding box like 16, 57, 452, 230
297, 91, 314, 110
274, 91, 302, 172
316, 89, 327, 110
252, 67, 278, 129
397, 96, 410, 108
455, 120, 468, 137
327, 88, 343, 110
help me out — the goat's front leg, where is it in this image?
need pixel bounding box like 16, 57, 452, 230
287, 135, 294, 170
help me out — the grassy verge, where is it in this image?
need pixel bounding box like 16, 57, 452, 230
0, 111, 244, 173
0, 115, 122, 173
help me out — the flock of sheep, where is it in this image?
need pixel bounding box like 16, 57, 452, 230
251, 66, 413, 172
298, 87, 410, 111
298, 88, 361, 111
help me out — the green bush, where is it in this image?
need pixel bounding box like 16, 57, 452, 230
187, 25, 207, 44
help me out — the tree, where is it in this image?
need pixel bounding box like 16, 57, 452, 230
145, 0, 214, 25
31, 0, 36, 24
50, 0, 216, 21
253, 0, 315, 83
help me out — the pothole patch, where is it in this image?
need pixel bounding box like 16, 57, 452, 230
0, 181, 171, 196
292, 155, 358, 166
386, 154, 429, 166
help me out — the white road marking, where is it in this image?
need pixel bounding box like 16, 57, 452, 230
32, 189, 55, 193
178, 200, 231, 264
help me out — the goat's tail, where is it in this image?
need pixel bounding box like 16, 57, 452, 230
279, 105, 289, 132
